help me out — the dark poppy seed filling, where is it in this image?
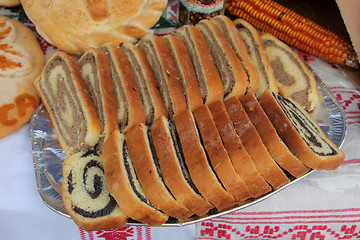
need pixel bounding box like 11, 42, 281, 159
272, 92, 336, 156
168, 121, 200, 194
83, 160, 104, 199
73, 195, 118, 218
67, 171, 74, 194
122, 141, 154, 207
146, 128, 164, 180
65, 151, 119, 219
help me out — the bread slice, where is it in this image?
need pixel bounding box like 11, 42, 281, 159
121, 42, 168, 125
77, 48, 118, 147
137, 34, 188, 119
207, 101, 271, 197
239, 93, 310, 178
173, 110, 235, 211
172, 25, 224, 104
233, 19, 279, 97
210, 16, 259, 94
151, 116, 213, 216
258, 90, 345, 170
34, 51, 101, 154
196, 19, 248, 99
99, 43, 146, 132
62, 149, 127, 231
163, 34, 203, 111
193, 105, 252, 202
125, 123, 194, 220
102, 130, 169, 226
224, 96, 289, 189
260, 33, 319, 112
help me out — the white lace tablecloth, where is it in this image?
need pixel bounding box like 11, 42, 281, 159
1, 5, 360, 240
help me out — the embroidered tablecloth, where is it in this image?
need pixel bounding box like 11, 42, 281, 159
1, 3, 360, 240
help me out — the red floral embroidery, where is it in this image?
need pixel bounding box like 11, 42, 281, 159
95, 227, 135, 240
199, 222, 360, 240
297, 50, 316, 64
330, 87, 360, 125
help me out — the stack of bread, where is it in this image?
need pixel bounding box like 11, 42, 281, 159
33, 15, 345, 230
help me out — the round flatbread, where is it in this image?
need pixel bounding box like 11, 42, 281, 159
0, 15, 45, 138
21, 0, 168, 55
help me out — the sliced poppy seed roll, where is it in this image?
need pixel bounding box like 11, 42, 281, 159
258, 90, 345, 170
151, 116, 213, 216
102, 130, 169, 226
62, 149, 127, 231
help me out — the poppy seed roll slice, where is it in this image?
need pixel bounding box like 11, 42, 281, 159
62, 149, 127, 231
102, 130, 169, 226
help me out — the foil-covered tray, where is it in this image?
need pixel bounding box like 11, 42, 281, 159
29, 69, 347, 226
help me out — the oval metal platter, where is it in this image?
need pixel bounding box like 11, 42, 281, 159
29, 68, 347, 226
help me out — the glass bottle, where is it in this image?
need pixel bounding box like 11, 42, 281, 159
177, 0, 226, 26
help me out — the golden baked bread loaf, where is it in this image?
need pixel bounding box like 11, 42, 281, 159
260, 33, 319, 112
0, 0, 20, 7
0, 15, 44, 139
21, 0, 168, 55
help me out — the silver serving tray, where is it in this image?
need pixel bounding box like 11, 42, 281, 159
29, 69, 347, 226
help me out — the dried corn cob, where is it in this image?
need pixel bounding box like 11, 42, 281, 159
226, 0, 359, 68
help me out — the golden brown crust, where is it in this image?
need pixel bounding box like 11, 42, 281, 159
209, 100, 271, 198
125, 123, 194, 220
196, 19, 247, 99
258, 90, 345, 170
138, 34, 188, 119
174, 110, 235, 211
0, 15, 44, 139
0, 0, 20, 6
239, 93, 309, 178
102, 130, 168, 226
260, 32, 319, 112
21, 0, 168, 55
121, 42, 168, 125
193, 105, 252, 202
233, 19, 279, 97
100, 43, 146, 132
163, 35, 203, 111
172, 25, 224, 104
211, 16, 259, 94
35, 51, 101, 154
151, 116, 213, 216
78, 48, 118, 143
225, 96, 290, 189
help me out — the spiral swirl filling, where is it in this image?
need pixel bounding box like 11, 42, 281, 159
273, 92, 336, 156
66, 150, 118, 218
39, 56, 88, 150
